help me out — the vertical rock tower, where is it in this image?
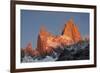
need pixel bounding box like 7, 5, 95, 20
62, 18, 82, 43
37, 26, 54, 55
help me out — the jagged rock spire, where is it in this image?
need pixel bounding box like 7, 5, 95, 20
62, 18, 74, 35
37, 25, 54, 55
62, 18, 81, 43
39, 25, 47, 35
24, 42, 33, 55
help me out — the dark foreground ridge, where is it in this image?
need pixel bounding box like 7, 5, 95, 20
56, 41, 89, 61
21, 40, 89, 62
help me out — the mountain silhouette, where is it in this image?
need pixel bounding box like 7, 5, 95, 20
21, 18, 89, 62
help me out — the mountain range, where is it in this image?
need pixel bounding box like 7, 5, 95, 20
21, 18, 89, 62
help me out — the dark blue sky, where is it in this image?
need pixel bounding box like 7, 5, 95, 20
21, 10, 89, 48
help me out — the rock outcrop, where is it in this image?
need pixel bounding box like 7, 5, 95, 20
22, 18, 82, 57
62, 18, 82, 44
36, 26, 55, 55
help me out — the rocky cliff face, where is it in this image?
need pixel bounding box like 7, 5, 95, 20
36, 26, 55, 55
22, 18, 83, 58
62, 18, 81, 43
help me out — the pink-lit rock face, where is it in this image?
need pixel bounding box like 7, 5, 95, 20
61, 18, 82, 43
22, 18, 82, 56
